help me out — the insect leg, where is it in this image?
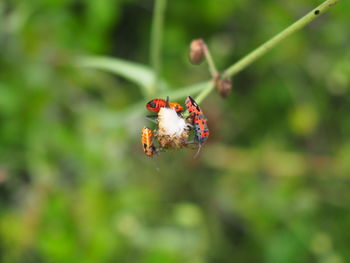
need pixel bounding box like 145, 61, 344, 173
146, 116, 158, 124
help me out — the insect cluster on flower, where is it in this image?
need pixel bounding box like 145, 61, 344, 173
141, 96, 209, 158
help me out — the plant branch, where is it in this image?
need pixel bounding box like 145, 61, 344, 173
203, 44, 219, 78
195, 83, 214, 104
222, 0, 340, 78
150, 0, 167, 96
195, 0, 341, 102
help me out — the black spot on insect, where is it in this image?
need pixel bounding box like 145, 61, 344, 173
314, 9, 320, 15
148, 101, 156, 108
143, 143, 147, 149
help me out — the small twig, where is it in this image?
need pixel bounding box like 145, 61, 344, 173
202, 43, 219, 78
195, 83, 214, 104
195, 0, 341, 102
150, 0, 167, 96
222, 0, 340, 78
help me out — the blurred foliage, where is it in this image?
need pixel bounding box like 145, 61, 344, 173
1, 0, 350, 262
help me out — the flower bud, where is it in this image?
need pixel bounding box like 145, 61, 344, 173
189, 39, 205, 64
216, 77, 232, 98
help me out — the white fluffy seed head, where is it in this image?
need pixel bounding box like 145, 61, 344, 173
158, 107, 187, 137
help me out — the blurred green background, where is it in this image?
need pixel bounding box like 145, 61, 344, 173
1, 0, 350, 262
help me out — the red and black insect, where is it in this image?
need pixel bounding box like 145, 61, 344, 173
185, 96, 209, 145
146, 98, 183, 113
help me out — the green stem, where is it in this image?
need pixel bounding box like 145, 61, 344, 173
195, 83, 214, 104
203, 44, 219, 77
196, 0, 341, 102
150, 0, 167, 96
222, 0, 340, 78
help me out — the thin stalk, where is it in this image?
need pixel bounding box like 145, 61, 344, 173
150, 0, 167, 96
196, 0, 341, 102
222, 0, 340, 78
195, 83, 214, 104
203, 44, 219, 77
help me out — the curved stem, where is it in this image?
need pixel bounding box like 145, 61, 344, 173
203, 44, 218, 78
196, 0, 341, 102
150, 0, 167, 96
195, 83, 214, 104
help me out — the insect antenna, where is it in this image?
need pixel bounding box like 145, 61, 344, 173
193, 144, 202, 159
165, 96, 170, 108
146, 116, 158, 124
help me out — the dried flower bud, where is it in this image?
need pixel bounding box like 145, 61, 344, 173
215, 77, 232, 98
189, 39, 205, 64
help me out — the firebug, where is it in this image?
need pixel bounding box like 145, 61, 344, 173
185, 96, 209, 145
146, 98, 183, 113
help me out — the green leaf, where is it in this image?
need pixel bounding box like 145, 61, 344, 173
76, 56, 159, 96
